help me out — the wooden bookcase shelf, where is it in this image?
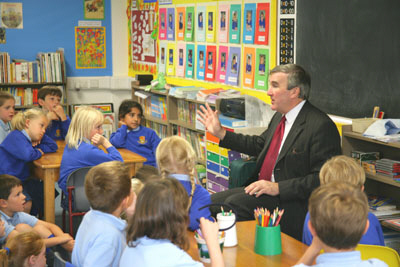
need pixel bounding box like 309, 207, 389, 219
342, 124, 400, 202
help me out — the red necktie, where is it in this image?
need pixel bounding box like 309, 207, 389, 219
258, 115, 286, 181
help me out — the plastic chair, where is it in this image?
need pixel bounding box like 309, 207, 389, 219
54, 251, 74, 267
61, 167, 92, 236
356, 244, 400, 267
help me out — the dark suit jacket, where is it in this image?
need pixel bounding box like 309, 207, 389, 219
219, 101, 342, 239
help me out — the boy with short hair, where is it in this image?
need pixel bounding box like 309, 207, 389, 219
302, 155, 384, 246
72, 161, 136, 267
0, 174, 74, 250
294, 181, 387, 267
38, 85, 71, 140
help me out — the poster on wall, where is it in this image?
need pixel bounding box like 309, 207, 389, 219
243, 47, 255, 88
218, 5, 229, 43
205, 45, 216, 82
0, 2, 23, 29
84, 0, 105, 20
255, 48, 269, 90
185, 43, 195, 78
159, 8, 167, 40
216, 46, 228, 83
206, 6, 216, 43
176, 42, 186, 77
166, 42, 176, 76
225, 46, 240, 86
184, 6, 194, 41
159, 42, 167, 74
196, 45, 206, 80
255, 3, 270, 45
75, 27, 106, 69
131, 9, 157, 68
229, 4, 241, 44
196, 6, 206, 42
167, 8, 175, 41
243, 3, 256, 44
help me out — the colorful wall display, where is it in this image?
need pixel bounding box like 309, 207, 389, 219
75, 27, 106, 69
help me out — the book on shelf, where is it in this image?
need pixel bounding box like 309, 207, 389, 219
376, 158, 400, 179
173, 125, 205, 161
219, 114, 247, 128
383, 218, 400, 231
368, 196, 396, 211
196, 88, 224, 102
150, 96, 167, 120
145, 120, 168, 139
0, 87, 39, 107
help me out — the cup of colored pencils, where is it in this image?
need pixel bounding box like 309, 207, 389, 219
253, 207, 284, 256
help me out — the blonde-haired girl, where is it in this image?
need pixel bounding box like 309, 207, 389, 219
59, 106, 123, 196
0, 231, 46, 267
0, 108, 57, 215
156, 136, 212, 230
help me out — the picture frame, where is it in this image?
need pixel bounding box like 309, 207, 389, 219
84, 0, 105, 20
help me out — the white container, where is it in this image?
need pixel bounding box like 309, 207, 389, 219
216, 212, 237, 247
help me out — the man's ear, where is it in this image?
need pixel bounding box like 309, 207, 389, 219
0, 199, 8, 209
290, 86, 301, 99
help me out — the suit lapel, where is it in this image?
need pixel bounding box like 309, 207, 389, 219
276, 102, 309, 163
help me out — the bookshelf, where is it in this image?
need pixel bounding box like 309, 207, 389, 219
342, 125, 400, 202
0, 50, 68, 112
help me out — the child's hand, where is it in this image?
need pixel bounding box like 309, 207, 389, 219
199, 217, 220, 245
47, 111, 59, 121
62, 239, 75, 253
118, 120, 126, 128
53, 105, 67, 121
32, 140, 40, 147
91, 133, 112, 149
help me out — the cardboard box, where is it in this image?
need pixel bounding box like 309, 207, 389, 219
352, 118, 378, 134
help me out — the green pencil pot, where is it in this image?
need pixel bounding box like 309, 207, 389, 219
254, 224, 282, 256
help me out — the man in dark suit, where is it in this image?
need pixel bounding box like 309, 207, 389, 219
198, 64, 341, 240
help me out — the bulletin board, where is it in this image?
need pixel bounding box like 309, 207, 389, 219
128, 0, 277, 103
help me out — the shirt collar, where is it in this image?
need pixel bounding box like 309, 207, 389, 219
21, 129, 31, 142
127, 125, 141, 133
284, 100, 306, 125
0, 210, 13, 221
169, 173, 191, 182
90, 209, 127, 231
316, 251, 362, 264
82, 137, 91, 144
0, 120, 11, 132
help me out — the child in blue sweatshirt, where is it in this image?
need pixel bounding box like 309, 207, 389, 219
59, 106, 123, 197
156, 136, 212, 230
0, 108, 58, 215
38, 86, 71, 141
110, 100, 161, 167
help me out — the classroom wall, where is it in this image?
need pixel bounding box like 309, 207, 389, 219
0, 0, 113, 77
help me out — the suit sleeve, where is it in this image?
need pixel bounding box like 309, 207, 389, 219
110, 125, 128, 148
278, 117, 341, 201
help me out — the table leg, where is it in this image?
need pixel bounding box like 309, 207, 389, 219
43, 169, 57, 224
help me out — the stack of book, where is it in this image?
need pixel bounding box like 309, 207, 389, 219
196, 88, 225, 103
368, 195, 400, 220
375, 158, 400, 180
177, 99, 196, 124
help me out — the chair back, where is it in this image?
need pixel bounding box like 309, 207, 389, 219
356, 244, 400, 267
66, 167, 92, 212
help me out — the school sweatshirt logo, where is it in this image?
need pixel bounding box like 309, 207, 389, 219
138, 136, 147, 144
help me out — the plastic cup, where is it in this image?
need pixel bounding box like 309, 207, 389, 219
194, 231, 225, 263
216, 212, 237, 247
254, 224, 282, 256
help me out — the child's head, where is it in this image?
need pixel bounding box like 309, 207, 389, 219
1, 231, 46, 267
309, 181, 369, 250
233, 11, 237, 20
135, 165, 159, 184
66, 106, 104, 149
208, 52, 212, 60
179, 49, 183, 57
118, 100, 143, 130
232, 55, 237, 64
247, 55, 251, 63
247, 11, 251, 20
320, 155, 365, 189
200, 51, 204, 59
126, 178, 190, 250
156, 136, 196, 207
199, 12, 203, 21
0, 92, 15, 124
85, 161, 132, 214
37, 86, 63, 111
11, 108, 48, 142
260, 11, 265, 19
0, 174, 25, 215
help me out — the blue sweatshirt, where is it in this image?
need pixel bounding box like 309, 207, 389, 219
170, 174, 212, 230
46, 116, 71, 140
59, 140, 123, 194
110, 125, 160, 167
0, 130, 58, 181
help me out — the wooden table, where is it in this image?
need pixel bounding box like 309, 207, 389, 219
187, 221, 308, 267
33, 140, 146, 223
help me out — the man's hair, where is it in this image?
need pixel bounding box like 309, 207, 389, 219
37, 85, 62, 102
85, 161, 132, 214
135, 165, 159, 184
118, 100, 143, 121
269, 64, 311, 100
320, 155, 365, 188
0, 174, 22, 200
0, 91, 15, 107
126, 178, 190, 251
309, 181, 368, 249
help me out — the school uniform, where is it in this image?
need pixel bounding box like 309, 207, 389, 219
170, 174, 212, 231
110, 125, 160, 167
0, 210, 38, 244
72, 209, 126, 267
293, 251, 387, 267
120, 236, 202, 267
46, 116, 71, 140
302, 212, 385, 246
0, 120, 11, 144
59, 139, 123, 195
0, 130, 58, 181
259, 19, 265, 29
246, 63, 252, 72
232, 20, 238, 30
259, 63, 265, 73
